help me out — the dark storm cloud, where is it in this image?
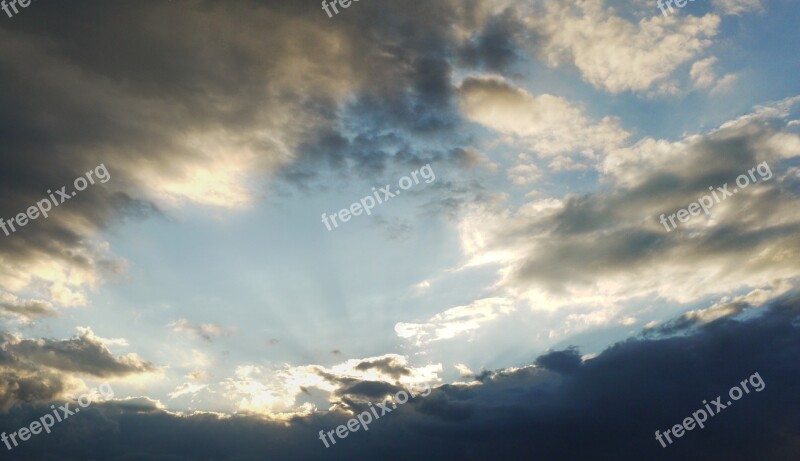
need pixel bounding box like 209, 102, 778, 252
534, 346, 581, 374
335, 380, 400, 401
4, 293, 798, 460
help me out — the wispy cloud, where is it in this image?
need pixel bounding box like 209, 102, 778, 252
170, 319, 236, 342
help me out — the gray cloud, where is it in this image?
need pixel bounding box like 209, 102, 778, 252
0, 327, 154, 410
353, 356, 413, 380
1, 328, 155, 378
459, 99, 800, 308
0, 293, 57, 324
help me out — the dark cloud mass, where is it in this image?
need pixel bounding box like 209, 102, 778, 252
0, 294, 797, 460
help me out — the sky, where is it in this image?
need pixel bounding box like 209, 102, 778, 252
0, 0, 799, 459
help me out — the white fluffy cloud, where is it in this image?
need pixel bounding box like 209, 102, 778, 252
690, 57, 738, 94
526, 0, 720, 94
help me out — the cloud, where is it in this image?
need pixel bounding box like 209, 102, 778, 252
646, 281, 793, 337
170, 319, 236, 342
0, 2, 794, 458
0, 291, 57, 324
548, 155, 590, 172
0, 366, 66, 413
2, 293, 798, 459
690, 57, 739, 94
354, 357, 413, 380
458, 76, 630, 157
711, 0, 764, 15
0, 0, 535, 427
2, 327, 156, 378
0, 327, 155, 410
0, 0, 523, 315
710, 72, 739, 95
454, 363, 474, 377
690, 57, 721, 89
535, 346, 582, 375
220, 354, 441, 418
453, 97, 800, 316
168, 382, 209, 400
396, 297, 515, 345
527, 1, 721, 94
507, 161, 542, 185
